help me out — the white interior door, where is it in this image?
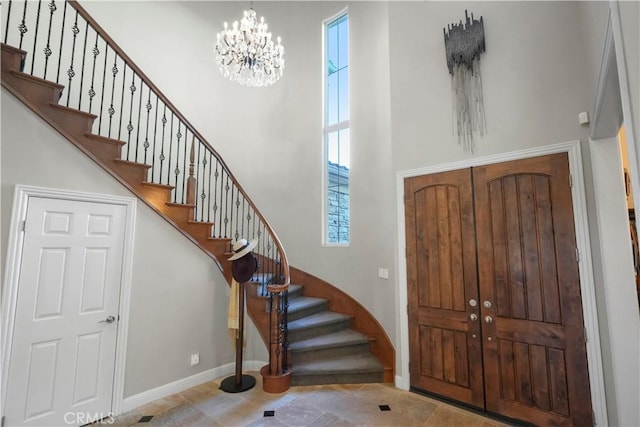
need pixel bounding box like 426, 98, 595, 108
5, 197, 126, 426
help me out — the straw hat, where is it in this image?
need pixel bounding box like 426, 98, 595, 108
228, 238, 258, 261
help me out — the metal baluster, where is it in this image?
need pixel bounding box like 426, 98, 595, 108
117, 63, 127, 140
207, 154, 213, 223
181, 127, 188, 203
224, 174, 230, 237
142, 90, 152, 164
18, 1, 28, 50
55, 1, 67, 84
195, 142, 203, 220
158, 106, 167, 184
282, 290, 289, 371
77, 21, 89, 110
133, 81, 143, 163
65, 11, 80, 107
173, 124, 182, 203
4, 0, 13, 45
240, 198, 245, 241
107, 53, 119, 138
234, 188, 241, 241
167, 113, 174, 187
246, 208, 252, 243
43, 1, 57, 80
213, 163, 220, 236
151, 96, 160, 180
30, 1, 42, 75
230, 185, 236, 240
268, 237, 273, 282
87, 32, 99, 113
97, 40, 108, 133
125, 73, 136, 159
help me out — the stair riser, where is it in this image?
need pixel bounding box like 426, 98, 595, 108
288, 287, 304, 299
1, 46, 25, 73
180, 222, 214, 239
135, 185, 173, 207
76, 138, 122, 163
110, 161, 150, 187
291, 371, 383, 387
3, 72, 62, 107
287, 302, 328, 322
288, 319, 350, 343
47, 105, 95, 136
159, 204, 196, 223
291, 343, 371, 364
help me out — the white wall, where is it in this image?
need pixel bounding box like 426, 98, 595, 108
388, 1, 596, 170
589, 136, 640, 427
0, 92, 267, 398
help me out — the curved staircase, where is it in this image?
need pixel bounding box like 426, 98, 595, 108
1, 0, 394, 390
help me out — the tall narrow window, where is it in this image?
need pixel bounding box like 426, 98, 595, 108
324, 12, 349, 245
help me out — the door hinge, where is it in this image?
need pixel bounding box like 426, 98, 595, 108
576, 247, 580, 262
2, 415, 5, 427
20, 220, 26, 232
569, 174, 574, 188
584, 327, 588, 343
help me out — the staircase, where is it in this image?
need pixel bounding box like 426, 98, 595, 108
248, 282, 386, 386
1, 0, 394, 390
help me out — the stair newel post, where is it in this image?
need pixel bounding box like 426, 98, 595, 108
261, 283, 291, 393
186, 136, 196, 205
269, 289, 283, 376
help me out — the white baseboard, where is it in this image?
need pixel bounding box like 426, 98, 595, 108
121, 360, 267, 414
395, 374, 409, 391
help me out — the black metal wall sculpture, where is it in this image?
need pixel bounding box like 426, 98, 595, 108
444, 10, 486, 153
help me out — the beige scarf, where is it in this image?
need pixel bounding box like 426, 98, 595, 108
228, 279, 240, 341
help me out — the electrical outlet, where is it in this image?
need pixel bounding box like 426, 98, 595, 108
190, 352, 200, 366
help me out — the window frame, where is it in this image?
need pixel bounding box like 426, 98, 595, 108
322, 8, 350, 247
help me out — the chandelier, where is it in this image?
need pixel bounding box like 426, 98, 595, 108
215, 8, 285, 87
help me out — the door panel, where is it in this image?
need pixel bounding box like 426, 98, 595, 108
6, 197, 126, 426
405, 168, 484, 408
406, 153, 593, 426
474, 153, 592, 426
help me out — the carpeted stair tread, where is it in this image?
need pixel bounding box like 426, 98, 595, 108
288, 296, 327, 313
287, 311, 350, 332
289, 329, 369, 353
291, 352, 383, 375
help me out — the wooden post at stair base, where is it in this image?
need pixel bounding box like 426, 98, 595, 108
270, 292, 282, 375
186, 137, 196, 205
261, 284, 291, 393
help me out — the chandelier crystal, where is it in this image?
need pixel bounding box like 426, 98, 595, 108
215, 8, 285, 87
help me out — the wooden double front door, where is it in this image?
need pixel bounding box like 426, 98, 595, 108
404, 153, 593, 426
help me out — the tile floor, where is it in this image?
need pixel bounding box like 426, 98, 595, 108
110, 372, 512, 426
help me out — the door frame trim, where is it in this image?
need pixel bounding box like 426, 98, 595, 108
1, 184, 137, 418
395, 140, 607, 426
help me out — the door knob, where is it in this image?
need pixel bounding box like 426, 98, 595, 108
469, 313, 478, 321
483, 300, 492, 309
468, 299, 478, 307
99, 315, 116, 324
484, 316, 493, 324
